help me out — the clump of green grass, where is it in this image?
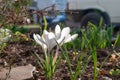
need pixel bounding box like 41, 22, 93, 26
32, 18, 120, 80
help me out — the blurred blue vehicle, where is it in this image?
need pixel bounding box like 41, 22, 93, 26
42, 11, 67, 28
29, 0, 67, 29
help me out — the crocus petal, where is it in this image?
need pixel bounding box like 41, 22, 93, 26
64, 34, 78, 43
35, 34, 46, 44
61, 27, 70, 37
42, 30, 51, 48
57, 27, 70, 44
60, 34, 71, 45
47, 32, 56, 51
33, 34, 43, 45
55, 25, 61, 39
42, 30, 49, 42
33, 34, 47, 52
42, 31, 56, 51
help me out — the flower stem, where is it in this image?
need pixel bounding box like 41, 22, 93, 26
53, 47, 59, 65
44, 51, 49, 63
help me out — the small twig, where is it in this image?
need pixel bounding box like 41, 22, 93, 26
5, 59, 13, 80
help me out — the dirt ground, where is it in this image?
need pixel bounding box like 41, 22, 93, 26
0, 38, 120, 80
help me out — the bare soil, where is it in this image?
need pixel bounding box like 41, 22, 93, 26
0, 37, 120, 80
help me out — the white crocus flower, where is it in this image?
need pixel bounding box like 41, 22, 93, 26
0, 28, 11, 44
55, 25, 78, 45
33, 30, 56, 53
33, 25, 78, 53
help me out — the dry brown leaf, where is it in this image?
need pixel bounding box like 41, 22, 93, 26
100, 69, 109, 75
109, 54, 116, 62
